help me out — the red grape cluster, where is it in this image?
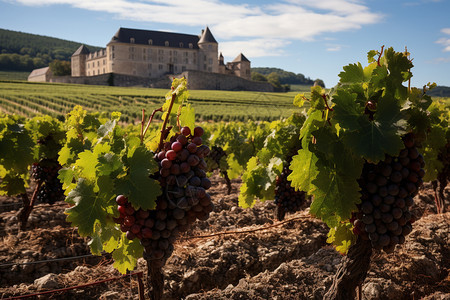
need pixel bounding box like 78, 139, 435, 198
353, 134, 424, 253
114, 126, 212, 267
274, 165, 307, 221
30, 158, 64, 204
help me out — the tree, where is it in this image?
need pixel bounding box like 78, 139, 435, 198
314, 79, 325, 88
49, 59, 71, 76
251, 72, 267, 82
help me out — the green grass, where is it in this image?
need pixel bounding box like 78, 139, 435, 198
0, 71, 30, 81
0, 80, 307, 123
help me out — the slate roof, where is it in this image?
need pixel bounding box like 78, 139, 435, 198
109, 28, 201, 49
232, 53, 250, 62
72, 45, 90, 56
198, 27, 217, 44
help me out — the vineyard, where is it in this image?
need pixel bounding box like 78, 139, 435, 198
0, 80, 303, 123
1, 47, 450, 299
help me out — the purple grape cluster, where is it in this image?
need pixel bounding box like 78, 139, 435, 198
30, 159, 64, 204
114, 126, 212, 267
353, 134, 424, 253
274, 165, 307, 221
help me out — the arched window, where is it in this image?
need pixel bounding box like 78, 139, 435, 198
130, 38, 135, 44
165, 41, 169, 47
148, 39, 153, 45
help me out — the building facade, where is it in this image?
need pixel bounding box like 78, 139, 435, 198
71, 27, 250, 80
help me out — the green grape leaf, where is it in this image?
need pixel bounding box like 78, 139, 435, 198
0, 174, 27, 196
179, 103, 196, 131
293, 93, 306, 108
58, 168, 75, 192
288, 148, 320, 193
115, 145, 161, 210
331, 90, 364, 130
309, 163, 361, 227
65, 178, 107, 236
112, 236, 143, 274
327, 222, 356, 254
338, 62, 364, 83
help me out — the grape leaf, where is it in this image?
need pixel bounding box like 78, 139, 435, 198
115, 145, 161, 210
65, 178, 107, 236
338, 62, 364, 83
309, 162, 361, 227
112, 236, 143, 274
327, 222, 356, 254
288, 148, 319, 193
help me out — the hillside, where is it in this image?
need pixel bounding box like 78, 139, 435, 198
251, 67, 318, 86
0, 28, 101, 71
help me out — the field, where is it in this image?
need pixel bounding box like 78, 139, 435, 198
0, 176, 448, 299
0, 80, 307, 123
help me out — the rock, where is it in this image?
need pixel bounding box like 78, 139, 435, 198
34, 273, 59, 290
184, 270, 200, 283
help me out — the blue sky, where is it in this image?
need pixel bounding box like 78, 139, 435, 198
1, 0, 449, 88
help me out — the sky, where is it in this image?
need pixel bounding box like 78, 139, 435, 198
0, 0, 449, 88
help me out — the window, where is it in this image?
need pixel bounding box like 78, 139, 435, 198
158, 64, 163, 70
144, 55, 146, 61
148, 39, 153, 45
130, 38, 135, 43
129, 47, 135, 52
189, 43, 193, 49
148, 63, 152, 70
184, 58, 188, 64
97, 61, 100, 67
165, 41, 169, 47
182, 66, 186, 72
208, 58, 212, 65
179, 42, 183, 48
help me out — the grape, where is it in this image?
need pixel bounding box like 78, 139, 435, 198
31, 159, 65, 204
193, 126, 204, 137
180, 126, 191, 137
352, 134, 423, 253
116, 195, 128, 205
166, 150, 177, 161
274, 163, 307, 221
113, 128, 212, 268
171, 141, 183, 152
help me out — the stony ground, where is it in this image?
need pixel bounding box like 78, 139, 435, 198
0, 175, 449, 299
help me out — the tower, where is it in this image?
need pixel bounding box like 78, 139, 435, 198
198, 27, 218, 73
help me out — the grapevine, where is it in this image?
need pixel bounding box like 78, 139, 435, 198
285, 47, 445, 299
60, 78, 212, 299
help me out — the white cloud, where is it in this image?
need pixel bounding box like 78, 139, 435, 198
436, 28, 450, 52
441, 28, 450, 35
220, 39, 291, 58
11, 0, 382, 58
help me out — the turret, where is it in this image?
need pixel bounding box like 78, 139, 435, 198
198, 27, 218, 73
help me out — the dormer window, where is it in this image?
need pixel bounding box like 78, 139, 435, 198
179, 42, 184, 48
165, 41, 169, 47
189, 43, 193, 49
130, 38, 135, 44
148, 39, 153, 45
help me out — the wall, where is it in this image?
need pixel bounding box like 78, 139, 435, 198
178, 70, 274, 92
50, 71, 274, 92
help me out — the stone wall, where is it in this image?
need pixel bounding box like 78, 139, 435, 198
50, 71, 274, 92
50, 73, 153, 87
177, 70, 274, 92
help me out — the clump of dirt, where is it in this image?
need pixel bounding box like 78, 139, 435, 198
0, 174, 449, 299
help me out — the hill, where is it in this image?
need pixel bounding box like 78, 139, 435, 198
251, 67, 319, 86
0, 28, 101, 72
428, 85, 450, 97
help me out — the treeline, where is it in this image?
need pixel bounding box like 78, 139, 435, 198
251, 67, 325, 87
428, 86, 450, 97
0, 28, 100, 71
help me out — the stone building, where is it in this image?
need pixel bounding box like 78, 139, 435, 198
28, 67, 52, 82
71, 27, 251, 80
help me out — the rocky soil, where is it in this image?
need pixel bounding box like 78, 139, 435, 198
0, 175, 449, 299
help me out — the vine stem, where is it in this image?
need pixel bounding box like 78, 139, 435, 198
323, 237, 372, 300
17, 180, 42, 230
377, 45, 385, 67
157, 92, 177, 152
141, 107, 163, 144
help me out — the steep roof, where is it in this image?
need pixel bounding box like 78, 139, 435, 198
198, 27, 217, 44
232, 53, 250, 62
28, 67, 50, 78
72, 45, 90, 56
109, 27, 200, 49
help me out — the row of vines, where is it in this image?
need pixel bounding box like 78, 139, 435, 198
1, 47, 449, 299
